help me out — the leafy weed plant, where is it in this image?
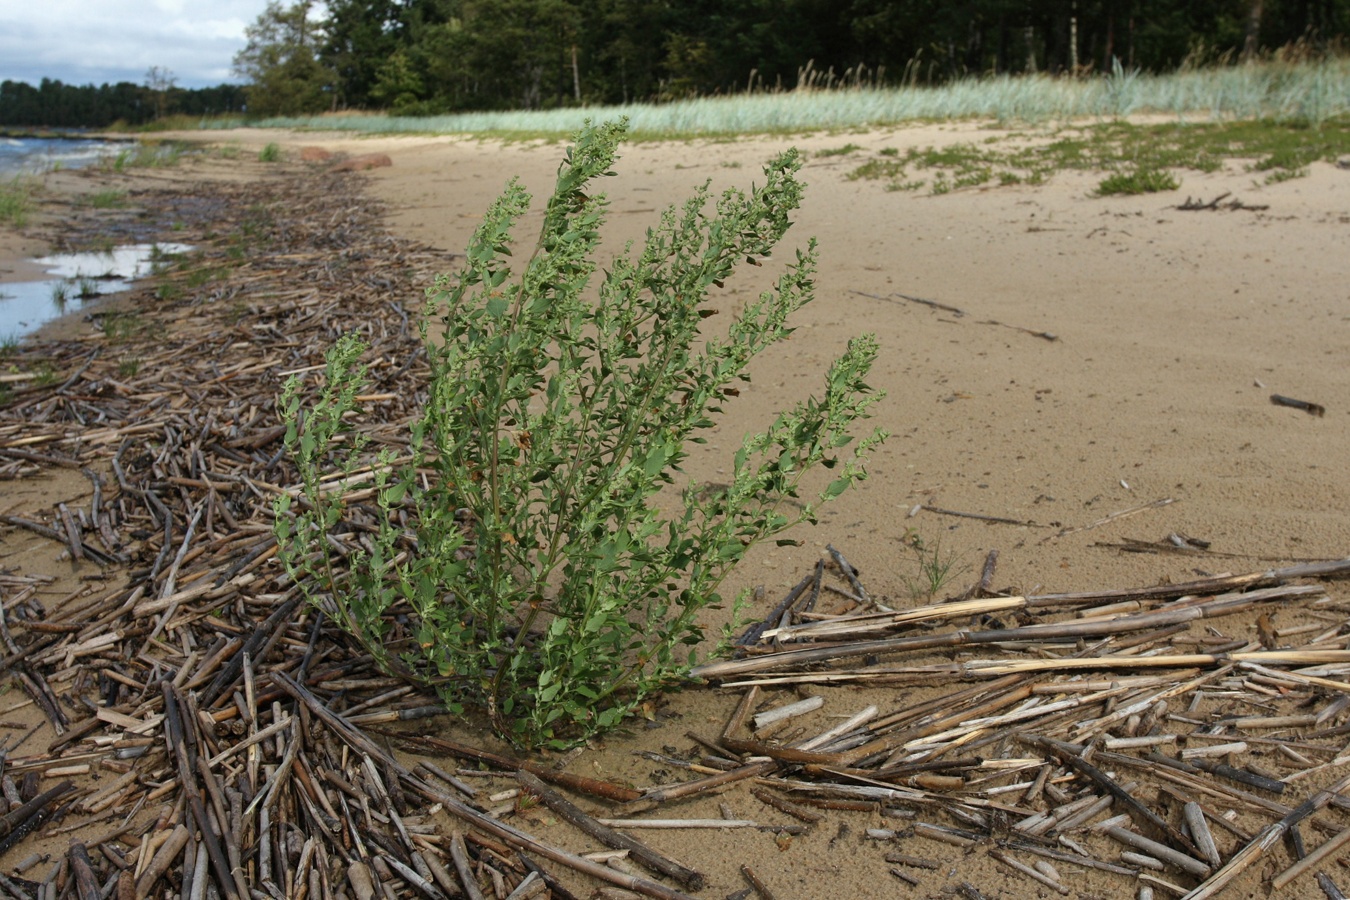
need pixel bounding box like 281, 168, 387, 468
276, 121, 886, 748
259, 143, 283, 163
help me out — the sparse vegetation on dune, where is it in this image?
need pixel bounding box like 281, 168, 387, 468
845, 115, 1350, 194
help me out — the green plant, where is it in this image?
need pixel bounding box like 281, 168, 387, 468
276, 121, 885, 748
0, 177, 36, 227
259, 142, 283, 163
75, 277, 101, 299
900, 533, 966, 601
816, 143, 862, 158
86, 188, 128, 209
31, 362, 58, 386
1096, 167, 1179, 195
50, 282, 70, 308
117, 356, 142, 377
1263, 166, 1308, 184
100, 313, 148, 343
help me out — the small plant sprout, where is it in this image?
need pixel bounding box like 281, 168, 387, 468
276, 120, 887, 749
75, 277, 101, 299
900, 531, 968, 601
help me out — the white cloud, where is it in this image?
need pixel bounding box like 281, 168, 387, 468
0, 1, 274, 87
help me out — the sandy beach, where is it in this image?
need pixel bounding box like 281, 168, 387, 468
1, 123, 1348, 898
200, 124, 1350, 589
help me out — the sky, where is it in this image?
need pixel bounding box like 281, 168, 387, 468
0, 1, 276, 89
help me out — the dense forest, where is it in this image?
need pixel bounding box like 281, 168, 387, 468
237, 0, 1350, 115
4, 0, 1348, 125
0, 79, 246, 129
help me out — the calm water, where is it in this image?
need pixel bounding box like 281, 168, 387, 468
0, 243, 192, 340
2, 136, 176, 339
0, 135, 126, 177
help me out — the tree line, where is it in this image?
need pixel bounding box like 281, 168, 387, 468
236, 0, 1349, 117
5, 0, 1348, 126
0, 78, 246, 129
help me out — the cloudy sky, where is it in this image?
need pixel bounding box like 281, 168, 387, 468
0, 1, 275, 89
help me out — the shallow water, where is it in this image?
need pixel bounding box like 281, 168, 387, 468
0, 243, 191, 339
0, 136, 127, 177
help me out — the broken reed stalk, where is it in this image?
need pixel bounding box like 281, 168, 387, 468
693, 582, 1330, 679
1183, 773, 1350, 900
517, 770, 705, 890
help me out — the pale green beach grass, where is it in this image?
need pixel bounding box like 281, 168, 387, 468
214, 59, 1350, 139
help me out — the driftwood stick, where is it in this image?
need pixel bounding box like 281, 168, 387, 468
134, 824, 190, 897
633, 761, 777, 807
740, 864, 779, 900
517, 770, 704, 890
163, 685, 238, 900
1272, 827, 1350, 892
448, 831, 487, 900
0, 781, 75, 842
693, 584, 1321, 678
963, 549, 1000, 601
1183, 773, 1350, 900
394, 734, 640, 803
988, 849, 1069, 894
69, 841, 101, 900
1106, 827, 1211, 878
1183, 802, 1223, 869
920, 505, 1046, 527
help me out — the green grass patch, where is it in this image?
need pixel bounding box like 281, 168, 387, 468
84, 188, 128, 209
99, 313, 152, 343
816, 143, 863, 158
74, 277, 101, 299
259, 142, 283, 163
0, 177, 36, 227
1096, 167, 1180, 195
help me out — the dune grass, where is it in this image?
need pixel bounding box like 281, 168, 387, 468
226, 58, 1350, 139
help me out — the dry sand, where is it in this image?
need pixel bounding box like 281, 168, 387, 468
2, 123, 1349, 898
